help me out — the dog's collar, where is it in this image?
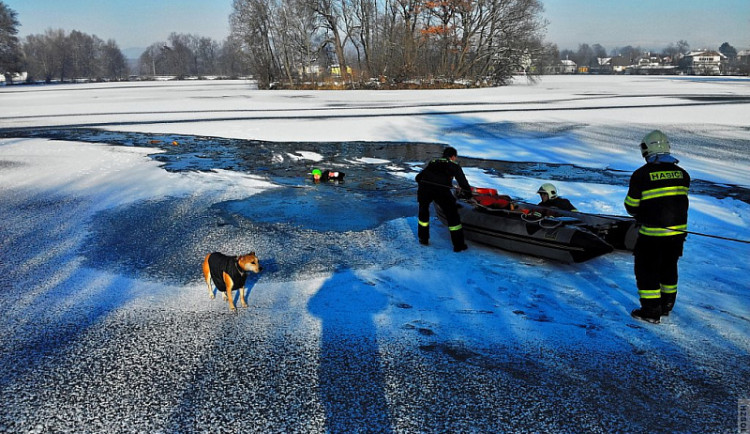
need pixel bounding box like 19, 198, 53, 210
234, 258, 247, 276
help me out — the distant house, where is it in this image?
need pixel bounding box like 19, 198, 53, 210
684, 50, 725, 75
610, 56, 631, 74
329, 64, 352, 77
632, 53, 677, 75
561, 59, 577, 74
297, 64, 321, 78
580, 56, 632, 75
735, 50, 750, 74
590, 57, 612, 74
544, 59, 576, 75
0, 72, 28, 84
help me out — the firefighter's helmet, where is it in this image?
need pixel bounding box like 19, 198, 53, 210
537, 183, 558, 200
640, 130, 671, 158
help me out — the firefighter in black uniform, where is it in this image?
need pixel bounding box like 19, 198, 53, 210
625, 130, 690, 324
537, 183, 578, 212
415, 147, 472, 252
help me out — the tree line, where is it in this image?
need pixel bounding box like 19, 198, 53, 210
1, 0, 549, 87
2, 0, 747, 87
136, 33, 247, 79
21, 29, 128, 83
1, 3, 129, 83
552, 40, 746, 74
556, 41, 692, 68
0, 1, 250, 83
229, 0, 548, 88
1, 1, 23, 82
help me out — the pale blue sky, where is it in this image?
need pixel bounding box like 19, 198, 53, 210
5, 0, 750, 54
543, 0, 749, 51
5, 0, 234, 54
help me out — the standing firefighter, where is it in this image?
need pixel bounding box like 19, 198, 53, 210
416, 147, 472, 252
625, 130, 690, 324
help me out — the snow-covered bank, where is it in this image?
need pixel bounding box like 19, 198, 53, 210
1, 76, 749, 432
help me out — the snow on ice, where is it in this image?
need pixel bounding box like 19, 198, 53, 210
0, 76, 749, 433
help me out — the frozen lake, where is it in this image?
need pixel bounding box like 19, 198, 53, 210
1, 76, 749, 432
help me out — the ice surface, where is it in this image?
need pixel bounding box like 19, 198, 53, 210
0, 76, 748, 432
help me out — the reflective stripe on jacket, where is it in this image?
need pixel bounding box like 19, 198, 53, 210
624, 162, 690, 237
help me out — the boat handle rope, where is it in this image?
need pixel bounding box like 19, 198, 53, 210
538, 218, 563, 229
660, 227, 750, 244
520, 213, 562, 229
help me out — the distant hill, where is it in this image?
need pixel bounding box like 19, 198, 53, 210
123, 47, 145, 60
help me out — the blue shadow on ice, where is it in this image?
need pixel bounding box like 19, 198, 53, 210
0, 191, 143, 391
307, 267, 393, 432
0, 265, 140, 391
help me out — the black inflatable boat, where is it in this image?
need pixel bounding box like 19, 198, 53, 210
435, 188, 638, 263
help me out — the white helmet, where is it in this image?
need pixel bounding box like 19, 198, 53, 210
537, 183, 558, 200
640, 130, 670, 158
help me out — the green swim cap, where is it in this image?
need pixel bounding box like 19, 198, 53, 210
311, 169, 322, 176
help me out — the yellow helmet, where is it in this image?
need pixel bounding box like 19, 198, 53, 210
640, 130, 670, 158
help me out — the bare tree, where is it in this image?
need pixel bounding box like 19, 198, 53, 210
164, 33, 198, 77
676, 40, 690, 55
195, 36, 219, 76
611, 45, 642, 64
574, 43, 594, 69
591, 43, 606, 60
228, 0, 547, 87
0, 1, 23, 82
275, 2, 302, 85
471, 0, 547, 84
231, 0, 283, 88
101, 39, 127, 79
68, 30, 101, 79
534, 41, 559, 74
287, 0, 325, 82
22, 28, 127, 82
305, 0, 352, 84
22, 29, 70, 82
22, 34, 50, 82
138, 43, 165, 76
662, 40, 689, 64
136, 33, 247, 78
373, 0, 406, 79
350, 0, 377, 79
390, 0, 423, 80
50, 29, 72, 82
217, 36, 250, 77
